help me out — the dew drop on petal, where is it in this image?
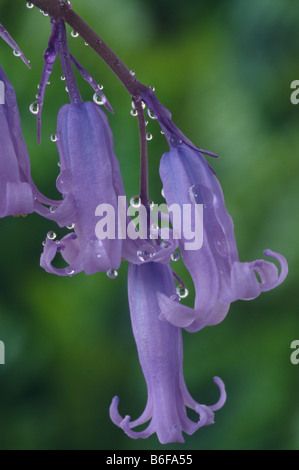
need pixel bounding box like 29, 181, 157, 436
130, 195, 141, 208
50, 134, 57, 142
13, 49, 21, 57
61, 75, 65, 81
150, 223, 159, 236
171, 251, 180, 262
47, 231, 56, 240
66, 267, 74, 277
137, 244, 156, 262
161, 188, 165, 198
130, 70, 136, 76
107, 269, 118, 279
215, 235, 228, 257
71, 30, 79, 38
93, 93, 104, 105
150, 86, 155, 92
189, 184, 213, 208
29, 101, 39, 114
161, 240, 170, 249
67, 223, 75, 230
176, 285, 189, 299
147, 108, 157, 120
26, 2, 34, 8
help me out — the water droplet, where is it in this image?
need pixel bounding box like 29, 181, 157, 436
130, 109, 138, 117
161, 240, 170, 249
47, 231, 56, 240
56, 170, 72, 193
61, 75, 65, 81
65, 86, 69, 93
161, 188, 165, 198
150, 86, 155, 92
161, 130, 165, 135
66, 267, 74, 277
42, 240, 46, 246
146, 132, 153, 141
71, 30, 79, 38
147, 108, 157, 120
49, 206, 56, 213
50, 134, 57, 142
26, 2, 34, 8
107, 269, 118, 279
29, 101, 39, 114
67, 223, 75, 230
130, 195, 141, 208
215, 235, 228, 257
137, 244, 156, 262
13, 49, 21, 57
40, 9, 48, 16
93, 93, 104, 105
150, 222, 159, 234
130, 70, 136, 76
171, 251, 180, 262
176, 286, 189, 299
189, 185, 213, 208
84, 42, 89, 46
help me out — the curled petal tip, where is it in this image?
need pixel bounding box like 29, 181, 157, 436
210, 376, 226, 412
194, 404, 215, 427
263, 249, 288, 286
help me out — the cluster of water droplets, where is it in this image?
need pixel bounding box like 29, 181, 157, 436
92, 84, 105, 105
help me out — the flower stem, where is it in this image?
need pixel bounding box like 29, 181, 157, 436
29, 0, 147, 99
134, 101, 149, 207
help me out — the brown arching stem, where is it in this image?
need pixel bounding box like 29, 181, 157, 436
29, 0, 151, 204
29, 0, 149, 99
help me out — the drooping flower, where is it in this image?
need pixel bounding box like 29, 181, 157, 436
0, 65, 63, 219
110, 261, 226, 444
158, 144, 288, 332
40, 101, 125, 275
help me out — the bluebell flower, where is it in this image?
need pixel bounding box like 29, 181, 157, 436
110, 262, 226, 444
158, 144, 288, 332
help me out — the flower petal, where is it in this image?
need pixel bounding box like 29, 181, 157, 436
230, 249, 288, 301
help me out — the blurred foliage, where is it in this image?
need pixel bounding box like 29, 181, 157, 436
0, 0, 298, 450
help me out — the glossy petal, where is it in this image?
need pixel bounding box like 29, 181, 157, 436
159, 144, 288, 331
110, 262, 226, 443
41, 102, 123, 275
0, 65, 64, 219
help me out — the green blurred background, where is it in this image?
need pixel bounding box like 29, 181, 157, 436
0, 0, 298, 450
